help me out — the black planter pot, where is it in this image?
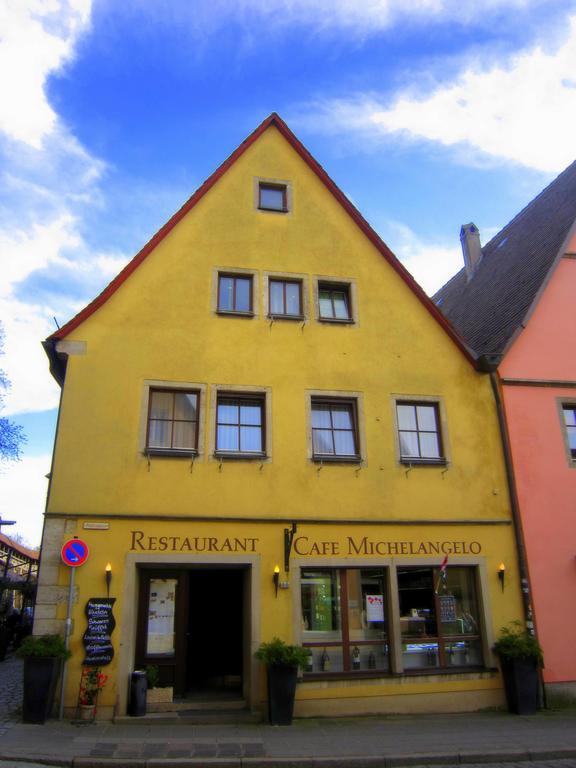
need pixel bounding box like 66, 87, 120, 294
500, 657, 540, 714
22, 657, 62, 723
267, 664, 298, 725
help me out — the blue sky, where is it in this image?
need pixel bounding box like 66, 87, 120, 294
1, 0, 576, 545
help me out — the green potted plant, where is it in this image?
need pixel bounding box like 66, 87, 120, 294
493, 621, 543, 715
145, 664, 173, 706
255, 637, 309, 725
17, 634, 71, 723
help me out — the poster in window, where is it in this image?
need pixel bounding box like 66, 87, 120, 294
439, 594, 457, 622
365, 594, 384, 623
147, 578, 177, 655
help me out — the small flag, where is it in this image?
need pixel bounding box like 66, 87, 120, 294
435, 556, 449, 594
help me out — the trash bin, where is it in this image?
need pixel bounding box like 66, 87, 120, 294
128, 670, 147, 716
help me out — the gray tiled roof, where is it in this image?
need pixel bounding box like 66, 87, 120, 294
434, 159, 576, 357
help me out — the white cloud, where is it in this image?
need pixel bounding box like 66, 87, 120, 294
0, 454, 51, 547
0, 1, 135, 417
298, 14, 576, 172
121, 0, 542, 38
0, 297, 61, 416
240, 0, 535, 31
0, 215, 80, 294
385, 221, 464, 295
0, 0, 92, 148
0, 213, 130, 415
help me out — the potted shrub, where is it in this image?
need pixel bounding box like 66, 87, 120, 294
145, 664, 173, 705
78, 667, 108, 721
493, 621, 544, 715
17, 634, 71, 723
255, 637, 308, 725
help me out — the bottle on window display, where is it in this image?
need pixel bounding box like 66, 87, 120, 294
305, 649, 313, 672
368, 652, 376, 669
351, 646, 361, 670
321, 648, 331, 671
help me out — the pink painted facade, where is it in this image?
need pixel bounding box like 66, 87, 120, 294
500, 235, 576, 692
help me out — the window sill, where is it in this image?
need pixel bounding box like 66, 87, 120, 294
258, 206, 288, 213
312, 455, 362, 464
216, 310, 255, 318
214, 452, 267, 461
302, 666, 494, 682
318, 317, 355, 325
145, 449, 198, 458
400, 458, 447, 467
268, 313, 305, 322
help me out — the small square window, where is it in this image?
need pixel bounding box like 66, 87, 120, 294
318, 282, 352, 322
562, 404, 576, 461
259, 183, 287, 212
147, 389, 199, 454
269, 279, 303, 318
396, 401, 444, 464
215, 395, 266, 457
311, 398, 359, 460
218, 274, 253, 314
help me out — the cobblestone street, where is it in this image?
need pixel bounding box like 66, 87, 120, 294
0, 655, 22, 736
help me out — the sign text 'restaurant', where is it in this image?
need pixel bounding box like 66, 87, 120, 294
130, 531, 482, 557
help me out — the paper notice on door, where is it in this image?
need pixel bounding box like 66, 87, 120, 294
365, 594, 384, 622
147, 578, 177, 655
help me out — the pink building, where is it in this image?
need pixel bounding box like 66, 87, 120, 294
435, 161, 576, 705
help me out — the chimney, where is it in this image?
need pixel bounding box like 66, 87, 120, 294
460, 223, 482, 280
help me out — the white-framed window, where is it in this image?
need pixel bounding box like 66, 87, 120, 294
392, 396, 449, 466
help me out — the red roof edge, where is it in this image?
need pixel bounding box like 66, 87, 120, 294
48, 112, 475, 367
0, 532, 39, 562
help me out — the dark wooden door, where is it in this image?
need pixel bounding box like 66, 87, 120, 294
135, 569, 189, 697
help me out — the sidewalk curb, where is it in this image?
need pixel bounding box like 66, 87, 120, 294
3, 748, 576, 768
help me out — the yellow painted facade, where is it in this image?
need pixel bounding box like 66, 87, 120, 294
37, 118, 524, 719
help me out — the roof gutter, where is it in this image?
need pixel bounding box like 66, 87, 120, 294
488, 372, 535, 623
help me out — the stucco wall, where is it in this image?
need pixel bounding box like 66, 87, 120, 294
500, 256, 576, 686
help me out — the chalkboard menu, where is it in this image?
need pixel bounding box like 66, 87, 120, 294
83, 598, 116, 666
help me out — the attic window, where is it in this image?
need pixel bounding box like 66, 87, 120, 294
259, 182, 288, 212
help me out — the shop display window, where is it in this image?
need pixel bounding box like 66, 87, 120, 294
398, 566, 482, 669
301, 568, 389, 675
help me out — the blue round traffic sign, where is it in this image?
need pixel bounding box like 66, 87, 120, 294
61, 538, 89, 567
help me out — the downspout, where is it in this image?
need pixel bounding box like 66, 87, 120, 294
488, 371, 534, 629
488, 369, 547, 707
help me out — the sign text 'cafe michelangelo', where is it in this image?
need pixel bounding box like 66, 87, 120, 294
130, 530, 483, 557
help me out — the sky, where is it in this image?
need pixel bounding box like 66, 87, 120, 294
1, 0, 576, 547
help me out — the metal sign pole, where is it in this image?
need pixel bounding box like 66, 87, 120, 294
59, 566, 75, 720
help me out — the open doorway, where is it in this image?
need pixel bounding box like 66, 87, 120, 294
136, 566, 248, 703
186, 568, 244, 697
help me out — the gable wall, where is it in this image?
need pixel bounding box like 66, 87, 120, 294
39, 126, 525, 716
47, 126, 510, 524
500, 250, 576, 688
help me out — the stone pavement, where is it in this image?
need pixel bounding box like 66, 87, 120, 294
0, 709, 575, 767
1, 658, 576, 768
0, 655, 22, 737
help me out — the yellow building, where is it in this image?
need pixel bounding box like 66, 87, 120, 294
38, 114, 523, 720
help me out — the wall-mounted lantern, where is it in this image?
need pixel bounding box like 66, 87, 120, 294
105, 563, 112, 597
497, 562, 505, 592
